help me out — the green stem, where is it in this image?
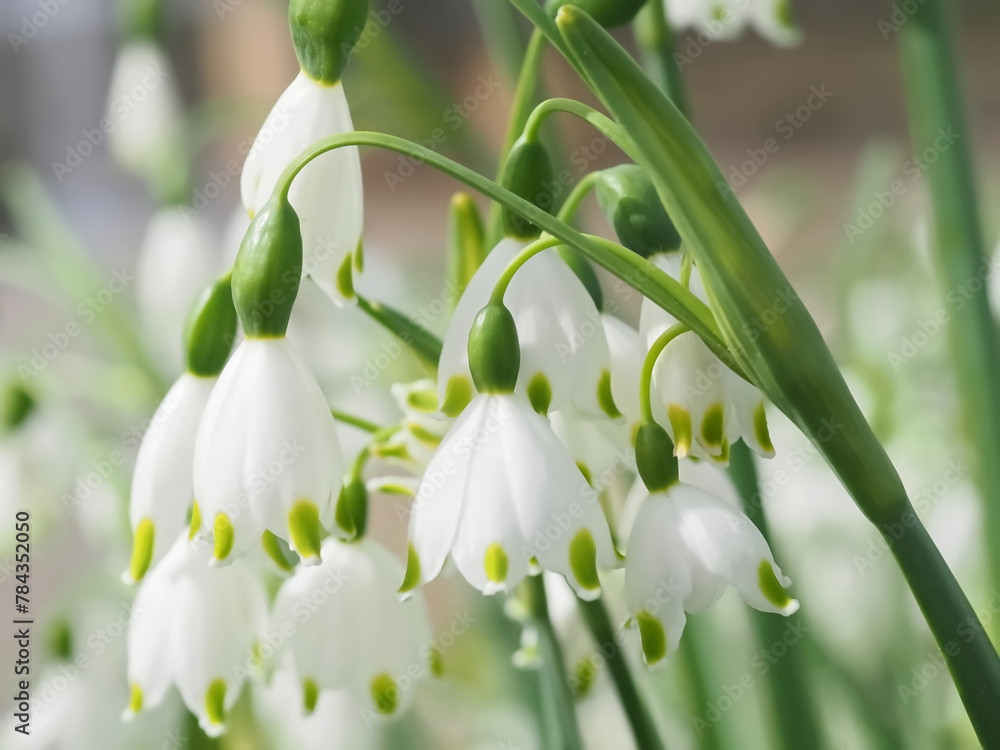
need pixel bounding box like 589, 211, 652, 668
330, 409, 382, 434
523, 97, 631, 149
728, 442, 825, 750
639, 323, 689, 423
490, 235, 562, 305
679, 618, 725, 750
556, 171, 601, 224
576, 596, 666, 750
472, 0, 526, 81
635, 0, 690, 119
897, 0, 1000, 608
521, 576, 584, 750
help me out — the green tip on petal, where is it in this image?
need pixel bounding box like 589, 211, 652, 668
288, 500, 323, 561
574, 659, 597, 698
597, 370, 622, 419
484, 542, 509, 584
527, 373, 552, 415
399, 543, 421, 594
700, 402, 725, 449
441, 375, 473, 417
758, 559, 794, 610
334, 485, 357, 538
569, 529, 600, 593
635, 610, 667, 666
205, 678, 227, 726
371, 673, 399, 715
129, 518, 155, 583
261, 530, 297, 572
303, 678, 320, 716
429, 647, 445, 677
667, 404, 692, 458
354, 240, 365, 272
128, 683, 143, 714
576, 461, 594, 488
336, 252, 355, 299
406, 387, 439, 413
213, 514, 235, 562
753, 401, 775, 455
188, 501, 202, 541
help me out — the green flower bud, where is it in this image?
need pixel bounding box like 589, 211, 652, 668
118, 0, 164, 40
501, 137, 556, 240
289, 0, 370, 85
635, 421, 679, 492
184, 272, 238, 378
545, 0, 646, 28
555, 245, 603, 308
233, 196, 303, 339
468, 304, 520, 394
446, 193, 486, 303
1, 383, 35, 432
596, 165, 681, 257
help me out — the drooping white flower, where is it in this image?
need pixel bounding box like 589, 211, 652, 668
438, 239, 617, 418
105, 41, 183, 180
192, 337, 342, 564
640, 252, 774, 462
136, 208, 218, 371
125, 373, 216, 583
270, 538, 433, 721
241, 72, 363, 304
124, 534, 268, 737
665, 0, 800, 47
403, 394, 620, 600
624, 482, 797, 667
371, 379, 451, 471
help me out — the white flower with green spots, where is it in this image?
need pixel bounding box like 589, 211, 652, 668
401, 393, 621, 600
241, 72, 364, 305
437, 239, 619, 419
124, 533, 268, 737
624, 482, 797, 668
192, 337, 342, 565
640, 253, 775, 463
125, 372, 216, 584
269, 538, 433, 722
666, 0, 800, 47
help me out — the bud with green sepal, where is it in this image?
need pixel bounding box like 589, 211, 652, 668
545, 0, 646, 29
595, 165, 681, 258
500, 136, 557, 240
289, 0, 370, 87
446, 192, 487, 302
468, 303, 521, 394
0, 382, 35, 433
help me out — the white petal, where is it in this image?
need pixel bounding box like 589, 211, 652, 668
727, 369, 775, 458
602, 315, 644, 427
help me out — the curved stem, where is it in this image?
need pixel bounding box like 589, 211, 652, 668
330, 409, 382, 434
556, 171, 601, 224
576, 596, 666, 750
639, 323, 689, 423
490, 235, 562, 305
523, 97, 632, 152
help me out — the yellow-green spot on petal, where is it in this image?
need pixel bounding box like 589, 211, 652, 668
406, 388, 438, 413
371, 672, 398, 715
597, 370, 622, 419
354, 239, 365, 272
288, 500, 322, 561
188, 501, 201, 541
336, 252, 355, 299
407, 423, 442, 446
711, 437, 730, 465
527, 372, 552, 415
528, 555, 540, 567
667, 405, 692, 457
484, 542, 509, 584
576, 461, 594, 488
213, 513, 234, 562
753, 401, 774, 454
701, 402, 725, 449
574, 659, 597, 698
372, 441, 411, 460
334, 486, 357, 538
758, 559, 793, 609
569, 529, 600, 592
129, 518, 154, 583
441, 375, 473, 417
261, 530, 296, 572
129, 682, 143, 714
776, 0, 795, 29
630, 421, 640, 448
205, 678, 227, 726
251, 641, 263, 670
375, 482, 416, 497
636, 610, 667, 666
429, 646, 445, 677
303, 678, 320, 715
399, 543, 421, 594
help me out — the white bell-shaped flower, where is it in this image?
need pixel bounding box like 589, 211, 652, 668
373, 379, 450, 470
270, 538, 433, 721
624, 482, 797, 668
402, 393, 620, 600
665, 0, 800, 47
640, 253, 774, 462
105, 41, 183, 179
241, 72, 363, 305
192, 337, 342, 564
126, 372, 215, 583
438, 239, 617, 418
124, 533, 268, 737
